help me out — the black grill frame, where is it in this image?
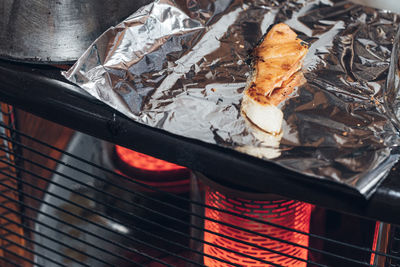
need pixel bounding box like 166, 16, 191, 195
0, 60, 400, 225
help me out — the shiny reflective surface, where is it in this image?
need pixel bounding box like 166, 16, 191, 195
349, 0, 400, 13
0, 0, 152, 63
65, 0, 400, 195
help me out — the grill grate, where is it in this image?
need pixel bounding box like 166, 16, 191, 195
0, 106, 399, 266
0, 103, 26, 266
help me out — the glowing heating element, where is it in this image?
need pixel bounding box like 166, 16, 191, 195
204, 187, 312, 267
370, 221, 380, 265
115, 145, 185, 171
113, 145, 190, 194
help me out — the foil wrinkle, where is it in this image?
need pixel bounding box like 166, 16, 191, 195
64, 0, 400, 197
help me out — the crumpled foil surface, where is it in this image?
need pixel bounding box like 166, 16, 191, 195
64, 0, 400, 196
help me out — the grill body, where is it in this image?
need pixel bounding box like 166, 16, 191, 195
0, 104, 396, 266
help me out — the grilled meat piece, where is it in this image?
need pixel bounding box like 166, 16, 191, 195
241, 23, 308, 134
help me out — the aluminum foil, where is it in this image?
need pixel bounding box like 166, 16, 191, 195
64, 0, 400, 197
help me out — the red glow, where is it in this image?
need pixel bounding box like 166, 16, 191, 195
204, 187, 312, 267
370, 221, 380, 265
115, 145, 185, 172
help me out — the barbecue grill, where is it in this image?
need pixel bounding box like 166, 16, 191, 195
0, 53, 399, 267
1, 1, 400, 266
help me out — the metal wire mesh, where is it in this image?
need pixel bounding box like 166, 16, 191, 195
0, 105, 398, 266
0, 103, 27, 267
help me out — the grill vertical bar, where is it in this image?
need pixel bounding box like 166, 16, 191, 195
370, 222, 391, 266
0, 103, 26, 266
370, 221, 380, 265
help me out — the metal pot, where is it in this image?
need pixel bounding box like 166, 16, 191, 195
349, 0, 400, 13
0, 0, 152, 63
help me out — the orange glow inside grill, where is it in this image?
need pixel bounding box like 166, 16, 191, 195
370, 221, 380, 265
203, 187, 312, 267
115, 145, 185, 172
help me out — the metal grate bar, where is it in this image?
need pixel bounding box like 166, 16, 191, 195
0, 223, 66, 266
0, 132, 378, 255
0, 146, 359, 266
0, 167, 296, 267
0, 175, 194, 267
0, 142, 324, 265
0, 247, 42, 267
0, 189, 164, 267
0, 254, 22, 267
0, 123, 391, 266
117, 209, 320, 266
0, 146, 379, 266
0, 122, 382, 256
0, 201, 142, 267
0, 166, 264, 267
0, 142, 392, 267
0, 108, 25, 267
0, 211, 114, 266
0, 220, 90, 267
0, 178, 303, 267
0, 131, 395, 266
